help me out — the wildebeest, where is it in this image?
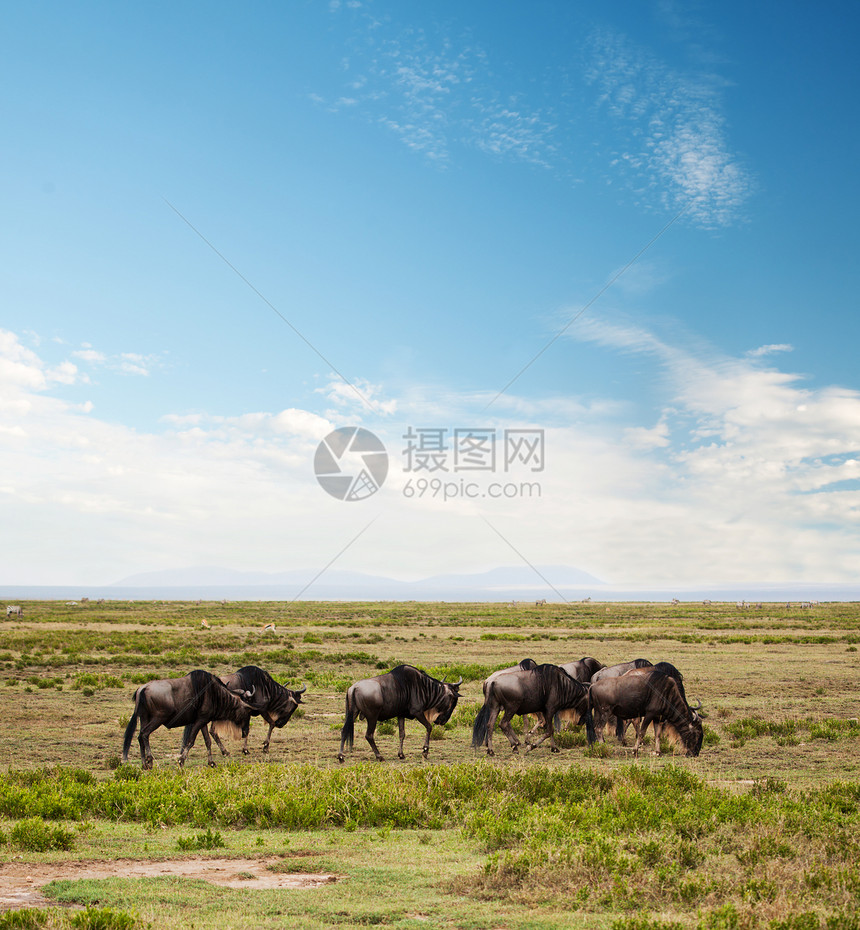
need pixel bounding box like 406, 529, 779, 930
587, 666, 703, 757
209, 666, 306, 756
472, 664, 595, 756
337, 665, 461, 763
482, 658, 538, 697
589, 658, 652, 683
122, 670, 262, 769
559, 656, 604, 683
482, 658, 543, 739
611, 661, 692, 746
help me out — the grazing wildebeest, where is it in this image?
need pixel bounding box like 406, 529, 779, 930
559, 656, 604, 683
612, 661, 692, 746
209, 666, 306, 756
552, 657, 605, 730
472, 664, 595, 756
587, 667, 703, 757
589, 658, 652, 683
122, 670, 261, 769
588, 659, 653, 741
338, 665, 462, 763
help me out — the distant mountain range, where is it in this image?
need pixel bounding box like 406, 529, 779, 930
3, 565, 858, 602
108, 564, 605, 600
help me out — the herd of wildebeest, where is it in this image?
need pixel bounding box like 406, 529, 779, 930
122, 656, 704, 769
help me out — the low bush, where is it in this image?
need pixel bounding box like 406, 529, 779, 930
10, 817, 75, 852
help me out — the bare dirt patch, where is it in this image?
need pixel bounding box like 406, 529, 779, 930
0, 856, 338, 911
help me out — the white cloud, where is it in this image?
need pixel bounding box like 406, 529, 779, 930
1, 326, 858, 587
746, 343, 793, 358
315, 375, 397, 416
585, 29, 752, 226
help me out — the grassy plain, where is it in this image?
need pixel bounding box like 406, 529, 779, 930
0, 599, 858, 929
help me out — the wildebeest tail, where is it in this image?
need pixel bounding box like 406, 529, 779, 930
180, 723, 195, 752
584, 703, 596, 744
340, 689, 355, 751
585, 690, 597, 744
122, 687, 144, 760
471, 701, 491, 749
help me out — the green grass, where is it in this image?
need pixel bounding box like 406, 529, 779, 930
1, 599, 859, 928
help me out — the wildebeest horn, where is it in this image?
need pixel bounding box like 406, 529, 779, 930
690, 699, 702, 710
453, 676, 463, 687
244, 686, 256, 700
295, 684, 307, 695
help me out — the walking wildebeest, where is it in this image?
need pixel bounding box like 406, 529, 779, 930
122, 670, 262, 769
337, 665, 462, 763
208, 666, 306, 756
587, 666, 703, 757
482, 658, 544, 739
481, 658, 539, 696
472, 664, 595, 756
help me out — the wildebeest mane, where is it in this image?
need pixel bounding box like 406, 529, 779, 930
389, 665, 459, 723
632, 658, 653, 669
181, 672, 251, 750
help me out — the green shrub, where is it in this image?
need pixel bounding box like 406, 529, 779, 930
0, 909, 50, 929
176, 827, 224, 851
69, 907, 139, 930
10, 817, 75, 852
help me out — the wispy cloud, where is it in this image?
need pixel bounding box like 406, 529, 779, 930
72, 343, 161, 377
746, 343, 793, 358
585, 28, 752, 225
318, 16, 557, 166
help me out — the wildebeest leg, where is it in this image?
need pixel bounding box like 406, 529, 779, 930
633, 714, 657, 758
398, 717, 408, 759
651, 720, 663, 754
593, 706, 610, 743
137, 721, 160, 770
261, 722, 276, 754
364, 717, 384, 762
209, 723, 230, 757
526, 712, 559, 753
484, 704, 502, 756
413, 712, 437, 757
524, 713, 546, 744
497, 710, 521, 753
179, 722, 214, 767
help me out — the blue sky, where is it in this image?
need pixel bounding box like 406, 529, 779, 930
2, 1, 859, 588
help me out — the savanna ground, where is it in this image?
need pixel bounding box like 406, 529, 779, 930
0, 599, 858, 930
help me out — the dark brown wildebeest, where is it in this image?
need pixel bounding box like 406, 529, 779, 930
589, 658, 653, 742
589, 658, 652, 683
610, 661, 692, 746
472, 664, 595, 756
559, 656, 604, 683
337, 665, 462, 763
482, 658, 539, 697
587, 666, 703, 757
553, 657, 605, 730
208, 666, 306, 756
482, 658, 543, 739
122, 670, 262, 769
